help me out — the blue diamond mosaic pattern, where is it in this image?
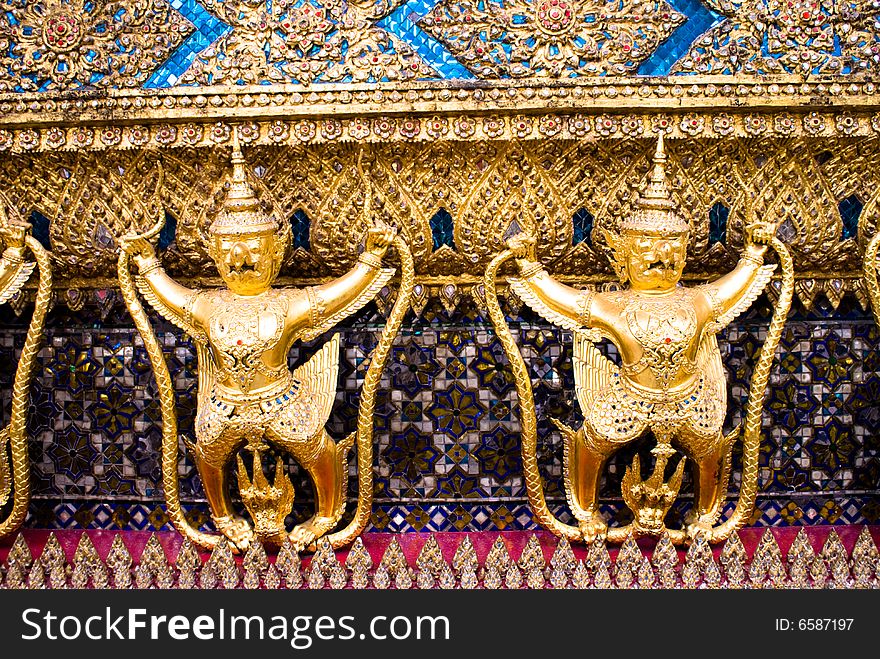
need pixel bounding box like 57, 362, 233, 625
5, 0, 880, 91
1, 297, 877, 534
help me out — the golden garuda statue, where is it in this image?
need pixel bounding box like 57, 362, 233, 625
484, 135, 795, 545
0, 206, 52, 541
118, 141, 414, 553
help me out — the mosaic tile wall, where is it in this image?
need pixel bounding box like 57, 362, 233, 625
0, 293, 877, 534
1, 0, 878, 93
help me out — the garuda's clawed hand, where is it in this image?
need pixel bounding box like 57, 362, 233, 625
119, 233, 158, 271
0, 218, 28, 247
364, 221, 396, 259
506, 233, 536, 259
744, 221, 774, 257
0, 219, 29, 261
507, 234, 538, 272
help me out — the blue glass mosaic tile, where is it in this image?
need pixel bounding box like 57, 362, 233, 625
639, 0, 723, 75
708, 201, 728, 245
27, 211, 51, 251
429, 207, 455, 250
1, 0, 878, 87
838, 195, 863, 241
376, 0, 475, 79
22, 495, 879, 533
158, 212, 178, 252
2, 293, 877, 534
572, 207, 594, 245
145, 0, 232, 88
290, 209, 311, 250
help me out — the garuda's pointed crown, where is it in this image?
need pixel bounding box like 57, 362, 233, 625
209, 133, 278, 237
620, 133, 689, 235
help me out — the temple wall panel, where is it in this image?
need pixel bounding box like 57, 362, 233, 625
0, 0, 878, 573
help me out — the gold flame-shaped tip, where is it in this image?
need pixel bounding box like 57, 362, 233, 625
226, 130, 258, 208
208, 129, 277, 236
640, 133, 674, 210
655, 131, 666, 161
619, 133, 688, 234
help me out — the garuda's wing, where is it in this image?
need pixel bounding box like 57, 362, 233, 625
0, 260, 35, 305
299, 267, 395, 343
195, 343, 216, 412
695, 332, 727, 397
134, 275, 207, 342
508, 276, 583, 333
290, 332, 341, 437
573, 330, 619, 417
507, 277, 615, 415
701, 264, 776, 334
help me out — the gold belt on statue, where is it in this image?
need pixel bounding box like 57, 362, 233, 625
210, 373, 298, 415
619, 373, 702, 406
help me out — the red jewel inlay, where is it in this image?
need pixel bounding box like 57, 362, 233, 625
665, 337, 672, 344
237, 339, 243, 345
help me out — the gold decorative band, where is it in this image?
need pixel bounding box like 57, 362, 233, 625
137, 258, 163, 277
357, 251, 384, 270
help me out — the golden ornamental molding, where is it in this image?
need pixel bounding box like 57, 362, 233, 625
2, 528, 878, 590
0, 109, 879, 153
0, 76, 879, 148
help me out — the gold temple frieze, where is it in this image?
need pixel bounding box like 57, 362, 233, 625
0, 135, 876, 313
2, 528, 878, 590
1, 76, 880, 149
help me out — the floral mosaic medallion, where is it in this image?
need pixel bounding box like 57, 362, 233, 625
0, 0, 194, 91
418, 0, 686, 77
180, 0, 436, 84
673, 0, 880, 74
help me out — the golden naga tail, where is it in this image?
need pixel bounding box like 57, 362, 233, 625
864, 230, 880, 326
118, 206, 221, 550
706, 235, 793, 542
323, 233, 415, 549
484, 249, 581, 541
0, 235, 52, 540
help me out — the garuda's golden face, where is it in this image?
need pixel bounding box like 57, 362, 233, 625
623, 230, 688, 293
210, 233, 278, 296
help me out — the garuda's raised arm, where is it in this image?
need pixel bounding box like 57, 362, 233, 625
0, 220, 36, 305
505, 234, 608, 334
696, 222, 777, 332
292, 224, 396, 342
120, 234, 205, 340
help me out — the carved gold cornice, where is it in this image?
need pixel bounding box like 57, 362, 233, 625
1, 76, 880, 151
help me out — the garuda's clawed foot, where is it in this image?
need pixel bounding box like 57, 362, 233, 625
288, 525, 319, 553
578, 512, 608, 544
290, 515, 338, 552
215, 515, 254, 553
684, 513, 715, 541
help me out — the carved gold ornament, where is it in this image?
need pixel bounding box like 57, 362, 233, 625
180, 0, 435, 85
0, 0, 194, 92
419, 0, 685, 77
673, 0, 880, 75
865, 229, 880, 324
1, 527, 876, 589
1, 134, 871, 319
